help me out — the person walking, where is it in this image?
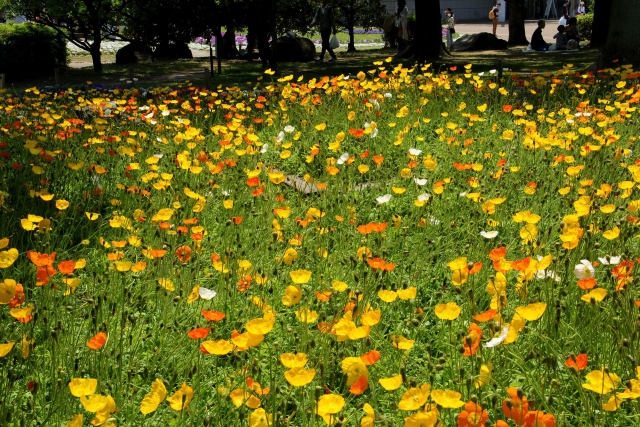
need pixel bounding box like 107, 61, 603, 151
396, 0, 409, 50
490, 3, 501, 36
311, 0, 337, 62
445, 8, 455, 49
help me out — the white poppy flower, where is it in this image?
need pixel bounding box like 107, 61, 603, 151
161, 110, 170, 116
260, 143, 268, 154
370, 127, 378, 138
414, 178, 427, 186
480, 230, 499, 239
384, 92, 393, 98
574, 259, 595, 280
376, 194, 392, 204
284, 125, 295, 133
198, 286, 217, 300
598, 256, 621, 265
484, 326, 509, 348
409, 148, 422, 156
276, 131, 285, 143
417, 193, 430, 202
337, 152, 350, 165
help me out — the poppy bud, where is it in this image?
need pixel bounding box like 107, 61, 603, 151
516, 388, 524, 399
436, 364, 444, 371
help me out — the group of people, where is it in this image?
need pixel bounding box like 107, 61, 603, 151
314, 0, 411, 62
531, 16, 580, 51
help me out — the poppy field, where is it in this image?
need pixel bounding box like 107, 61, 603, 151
1, 60, 640, 426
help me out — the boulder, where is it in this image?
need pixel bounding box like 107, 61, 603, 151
153, 43, 193, 60
451, 32, 508, 52
273, 36, 315, 62
115, 43, 153, 65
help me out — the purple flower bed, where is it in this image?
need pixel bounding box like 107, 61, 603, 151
193, 34, 248, 45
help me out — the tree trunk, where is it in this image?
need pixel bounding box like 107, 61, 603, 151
90, 38, 102, 73
591, 0, 612, 48
507, 0, 528, 46
602, 0, 640, 64
411, 0, 442, 60
348, 23, 356, 52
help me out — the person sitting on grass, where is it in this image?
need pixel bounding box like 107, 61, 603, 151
531, 20, 551, 51
553, 24, 567, 50
565, 17, 580, 50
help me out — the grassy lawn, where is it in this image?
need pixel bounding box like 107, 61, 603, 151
1, 32, 640, 426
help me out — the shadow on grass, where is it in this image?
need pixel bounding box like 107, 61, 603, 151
2, 46, 602, 92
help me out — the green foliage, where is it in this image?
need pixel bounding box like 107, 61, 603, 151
577, 12, 593, 41
0, 22, 67, 78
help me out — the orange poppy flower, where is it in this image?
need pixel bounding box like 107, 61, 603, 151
57, 260, 76, 275
87, 332, 107, 350
373, 155, 384, 165
36, 265, 56, 286
349, 375, 368, 395
511, 257, 531, 272
27, 251, 56, 267
468, 262, 483, 274
246, 177, 260, 187
176, 246, 192, 263
503, 387, 529, 425
523, 411, 555, 427
177, 226, 189, 234
251, 187, 264, 197
577, 278, 596, 290
315, 291, 332, 301
367, 257, 396, 271
187, 328, 210, 339
237, 275, 252, 292
503, 105, 513, 113
183, 218, 198, 225
463, 323, 482, 356
489, 246, 507, 261
457, 401, 489, 427
473, 309, 497, 322
357, 222, 388, 234
360, 350, 380, 366
9, 283, 25, 308
232, 216, 243, 225
564, 353, 588, 371
201, 310, 226, 321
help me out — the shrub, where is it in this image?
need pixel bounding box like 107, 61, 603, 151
0, 22, 67, 80
577, 13, 593, 42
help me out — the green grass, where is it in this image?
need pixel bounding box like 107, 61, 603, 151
0, 53, 639, 426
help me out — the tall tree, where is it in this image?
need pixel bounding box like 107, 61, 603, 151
337, 0, 385, 53
10, 0, 125, 72
412, 0, 442, 60
601, 0, 640, 64
590, 0, 611, 48
506, 0, 528, 45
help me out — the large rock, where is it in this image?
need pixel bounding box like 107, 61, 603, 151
451, 32, 508, 52
153, 43, 193, 60
115, 43, 153, 65
273, 36, 315, 62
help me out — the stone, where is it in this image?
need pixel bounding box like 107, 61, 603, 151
153, 43, 193, 60
451, 32, 508, 52
115, 43, 153, 65
273, 35, 316, 62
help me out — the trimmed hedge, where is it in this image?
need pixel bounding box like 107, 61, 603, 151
0, 22, 67, 79
577, 13, 593, 42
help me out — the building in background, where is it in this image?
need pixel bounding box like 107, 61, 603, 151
381, 0, 496, 21
380, 1, 574, 21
